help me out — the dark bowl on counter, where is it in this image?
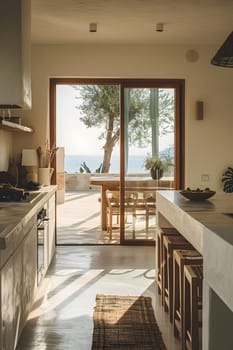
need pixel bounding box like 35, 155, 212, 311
180, 189, 216, 201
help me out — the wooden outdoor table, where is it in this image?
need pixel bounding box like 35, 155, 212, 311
90, 176, 173, 230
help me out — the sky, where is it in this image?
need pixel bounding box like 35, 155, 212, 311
56, 85, 174, 156
56, 85, 104, 155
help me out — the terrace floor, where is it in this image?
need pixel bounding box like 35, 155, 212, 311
57, 190, 120, 245
56, 189, 156, 245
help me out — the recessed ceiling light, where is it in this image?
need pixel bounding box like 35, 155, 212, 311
89, 23, 97, 33
156, 23, 164, 32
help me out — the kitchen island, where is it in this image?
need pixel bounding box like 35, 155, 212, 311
156, 190, 233, 350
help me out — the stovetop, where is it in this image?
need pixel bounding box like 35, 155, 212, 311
0, 191, 41, 203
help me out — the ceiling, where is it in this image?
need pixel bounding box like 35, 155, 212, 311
31, 0, 233, 46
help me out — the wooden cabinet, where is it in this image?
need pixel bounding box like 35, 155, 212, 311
0, 0, 31, 108
0, 255, 14, 350
0, 217, 37, 350
0, 190, 56, 350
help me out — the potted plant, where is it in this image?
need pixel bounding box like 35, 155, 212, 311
144, 155, 165, 180
144, 154, 174, 180
222, 167, 233, 192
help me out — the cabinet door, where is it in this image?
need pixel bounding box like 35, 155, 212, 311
12, 245, 23, 349
0, 241, 23, 350
47, 194, 56, 266
21, 221, 37, 332
0, 218, 37, 350
0, 257, 14, 350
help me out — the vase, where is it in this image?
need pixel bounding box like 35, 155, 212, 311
150, 167, 163, 180
38, 168, 53, 186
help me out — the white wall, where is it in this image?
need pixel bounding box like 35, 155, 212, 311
13, 43, 233, 191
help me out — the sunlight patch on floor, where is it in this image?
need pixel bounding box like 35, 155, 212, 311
28, 269, 104, 320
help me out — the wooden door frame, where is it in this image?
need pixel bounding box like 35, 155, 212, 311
49, 78, 185, 245
119, 80, 185, 245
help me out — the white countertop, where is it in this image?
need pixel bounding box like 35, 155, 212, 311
156, 190, 233, 320
157, 190, 233, 252
0, 186, 57, 250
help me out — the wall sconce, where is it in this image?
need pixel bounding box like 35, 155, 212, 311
196, 101, 204, 120
211, 32, 233, 68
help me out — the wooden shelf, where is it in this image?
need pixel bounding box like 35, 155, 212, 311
0, 120, 34, 133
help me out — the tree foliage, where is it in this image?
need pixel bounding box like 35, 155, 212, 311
73, 85, 174, 173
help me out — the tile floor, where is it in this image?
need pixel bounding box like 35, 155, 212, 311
17, 245, 180, 350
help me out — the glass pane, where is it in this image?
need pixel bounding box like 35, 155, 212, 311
123, 87, 175, 241
56, 84, 121, 244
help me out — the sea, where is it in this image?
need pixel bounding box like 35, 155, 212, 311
64, 154, 147, 173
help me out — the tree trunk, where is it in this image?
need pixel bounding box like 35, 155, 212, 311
101, 114, 120, 173
102, 145, 114, 173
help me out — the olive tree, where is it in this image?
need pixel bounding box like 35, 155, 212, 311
73, 85, 174, 173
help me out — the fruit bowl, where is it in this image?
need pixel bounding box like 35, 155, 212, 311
180, 189, 216, 201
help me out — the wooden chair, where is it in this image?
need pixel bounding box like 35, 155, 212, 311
125, 189, 156, 239
183, 264, 203, 350
156, 227, 181, 300
106, 190, 120, 239
173, 249, 203, 344
162, 235, 192, 322
143, 191, 156, 238
105, 190, 149, 239
129, 191, 149, 239
105, 190, 137, 239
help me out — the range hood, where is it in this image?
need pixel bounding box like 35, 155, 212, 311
0, 0, 31, 109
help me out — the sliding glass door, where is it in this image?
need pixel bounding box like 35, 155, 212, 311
120, 82, 183, 244
50, 78, 184, 246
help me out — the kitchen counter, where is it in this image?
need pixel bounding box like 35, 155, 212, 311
156, 190, 233, 350
0, 186, 57, 250
0, 186, 57, 350
157, 190, 233, 252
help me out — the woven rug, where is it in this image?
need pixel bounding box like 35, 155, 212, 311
91, 294, 167, 350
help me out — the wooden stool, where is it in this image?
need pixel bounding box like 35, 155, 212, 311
156, 227, 180, 300
173, 249, 203, 344
183, 264, 203, 350
163, 235, 192, 322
